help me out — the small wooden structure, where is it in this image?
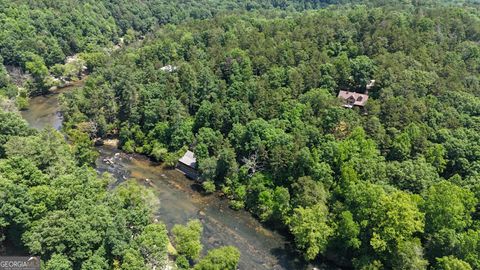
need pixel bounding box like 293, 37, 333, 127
176, 150, 199, 180
366, 79, 376, 91
337, 90, 369, 108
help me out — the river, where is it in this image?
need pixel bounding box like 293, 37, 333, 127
20, 84, 331, 270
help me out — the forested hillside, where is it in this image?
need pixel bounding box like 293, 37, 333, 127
0, 0, 363, 102
0, 0, 475, 97
61, 3, 480, 269
0, 0, 365, 68
1, 0, 480, 269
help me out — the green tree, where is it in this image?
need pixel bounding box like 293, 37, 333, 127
288, 203, 333, 260
435, 256, 472, 270
194, 246, 240, 270
0, 61, 10, 89
172, 219, 203, 260
422, 181, 477, 234
256, 186, 290, 223
22, 203, 111, 264
343, 181, 425, 265
108, 181, 158, 257
81, 252, 109, 270
25, 54, 50, 95
202, 181, 216, 194
0, 111, 33, 157
334, 211, 361, 251
121, 248, 147, 270
136, 223, 169, 269
195, 127, 224, 160
291, 176, 328, 208
175, 255, 190, 270
215, 144, 238, 182
67, 129, 99, 166
350, 55, 376, 89
386, 157, 439, 193
392, 239, 428, 270
45, 254, 72, 270
198, 157, 218, 183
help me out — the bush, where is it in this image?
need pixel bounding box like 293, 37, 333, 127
194, 246, 240, 270
151, 145, 169, 162
175, 255, 190, 270
202, 181, 216, 194
229, 200, 244, 210
122, 140, 135, 153
16, 96, 29, 110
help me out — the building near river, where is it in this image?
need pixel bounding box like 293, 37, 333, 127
177, 150, 199, 180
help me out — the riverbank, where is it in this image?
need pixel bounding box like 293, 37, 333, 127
96, 145, 318, 270
19, 81, 336, 270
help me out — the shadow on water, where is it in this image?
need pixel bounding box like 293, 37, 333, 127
20, 83, 339, 270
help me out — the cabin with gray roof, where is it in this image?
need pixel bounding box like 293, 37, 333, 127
176, 150, 199, 180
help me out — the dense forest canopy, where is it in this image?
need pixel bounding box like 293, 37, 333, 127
0, 0, 359, 100
0, 0, 476, 66
0, 0, 477, 97
1, 0, 480, 269
0, 0, 353, 67
60, 3, 480, 269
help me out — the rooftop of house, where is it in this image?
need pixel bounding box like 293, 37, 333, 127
178, 150, 197, 168
337, 90, 369, 108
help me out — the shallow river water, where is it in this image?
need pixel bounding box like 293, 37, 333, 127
20, 84, 333, 270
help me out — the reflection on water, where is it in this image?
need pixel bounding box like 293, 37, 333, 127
20, 84, 334, 270
20, 81, 85, 130
21, 92, 64, 130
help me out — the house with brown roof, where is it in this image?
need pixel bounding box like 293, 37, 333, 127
337, 90, 369, 108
